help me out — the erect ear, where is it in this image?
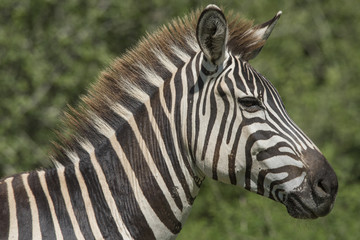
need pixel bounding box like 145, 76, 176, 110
241, 11, 282, 61
196, 5, 228, 66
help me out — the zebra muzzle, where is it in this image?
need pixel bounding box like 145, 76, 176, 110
284, 149, 338, 219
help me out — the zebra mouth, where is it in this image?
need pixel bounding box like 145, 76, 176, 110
284, 192, 335, 219
284, 194, 318, 219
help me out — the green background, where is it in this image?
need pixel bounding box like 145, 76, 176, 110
1, 0, 359, 239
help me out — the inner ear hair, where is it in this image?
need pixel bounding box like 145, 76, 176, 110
196, 5, 228, 66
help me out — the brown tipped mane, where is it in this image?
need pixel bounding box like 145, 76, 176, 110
51, 8, 264, 165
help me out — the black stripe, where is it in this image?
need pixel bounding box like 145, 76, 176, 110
81, 130, 156, 239
63, 164, 96, 240
74, 146, 123, 240
224, 70, 238, 145
28, 171, 56, 239
233, 58, 247, 94
211, 77, 230, 180
45, 169, 77, 240
256, 169, 268, 196
0, 178, 10, 239
187, 53, 202, 160
12, 174, 32, 240
163, 76, 173, 112
256, 142, 298, 161
192, 75, 205, 162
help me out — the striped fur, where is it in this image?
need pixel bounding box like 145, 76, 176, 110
0, 5, 337, 240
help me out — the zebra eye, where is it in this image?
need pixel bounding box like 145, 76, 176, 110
238, 97, 264, 112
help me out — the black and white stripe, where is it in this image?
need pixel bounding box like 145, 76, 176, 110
0, 4, 337, 239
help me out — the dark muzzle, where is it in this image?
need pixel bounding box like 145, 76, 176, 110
284, 148, 338, 219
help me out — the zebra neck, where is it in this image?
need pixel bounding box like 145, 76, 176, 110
63, 66, 204, 237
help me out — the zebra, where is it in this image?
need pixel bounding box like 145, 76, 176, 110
0, 4, 338, 240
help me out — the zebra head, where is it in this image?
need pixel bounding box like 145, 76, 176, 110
190, 5, 338, 219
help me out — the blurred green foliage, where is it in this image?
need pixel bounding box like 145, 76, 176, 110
0, 0, 359, 239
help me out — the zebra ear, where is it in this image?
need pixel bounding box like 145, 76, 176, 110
196, 5, 228, 66
242, 11, 282, 61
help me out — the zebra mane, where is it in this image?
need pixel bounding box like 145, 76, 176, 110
51, 8, 265, 166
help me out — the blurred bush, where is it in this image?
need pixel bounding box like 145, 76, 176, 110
0, 0, 359, 239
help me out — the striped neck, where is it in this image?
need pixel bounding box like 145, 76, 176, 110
56, 49, 204, 238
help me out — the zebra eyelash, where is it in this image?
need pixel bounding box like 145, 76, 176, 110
238, 97, 265, 112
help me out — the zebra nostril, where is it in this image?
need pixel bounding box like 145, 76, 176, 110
315, 179, 330, 197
